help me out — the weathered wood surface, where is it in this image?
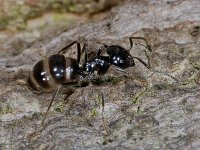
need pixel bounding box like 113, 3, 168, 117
1, 0, 200, 149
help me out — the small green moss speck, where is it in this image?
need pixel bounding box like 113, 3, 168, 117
0, 105, 12, 115
191, 62, 200, 70
0, 18, 9, 30
90, 108, 97, 117
132, 87, 148, 104
0, 143, 7, 150
55, 103, 64, 113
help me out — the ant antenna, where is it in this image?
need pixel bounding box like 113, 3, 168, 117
132, 56, 178, 83
129, 37, 152, 52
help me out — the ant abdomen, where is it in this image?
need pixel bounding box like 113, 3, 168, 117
27, 54, 80, 92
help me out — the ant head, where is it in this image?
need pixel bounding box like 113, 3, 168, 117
106, 45, 135, 69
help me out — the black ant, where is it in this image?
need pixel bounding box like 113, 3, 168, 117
27, 37, 177, 127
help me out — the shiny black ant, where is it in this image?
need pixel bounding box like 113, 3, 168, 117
27, 37, 177, 127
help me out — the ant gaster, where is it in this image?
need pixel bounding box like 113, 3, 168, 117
27, 37, 177, 126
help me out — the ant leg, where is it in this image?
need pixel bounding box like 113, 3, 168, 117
98, 91, 111, 135
58, 41, 82, 65
78, 40, 88, 65
40, 85, 62, 126
77, 42, 81, 65
103, 44, 108, 49
129, 37, 152, 52
97, 47, 103, 56
82, 41, 88, 63
58, 41, 77, 54
129, 37, 152, 67
132, 56, 178, 82
27, 85, 62, 138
